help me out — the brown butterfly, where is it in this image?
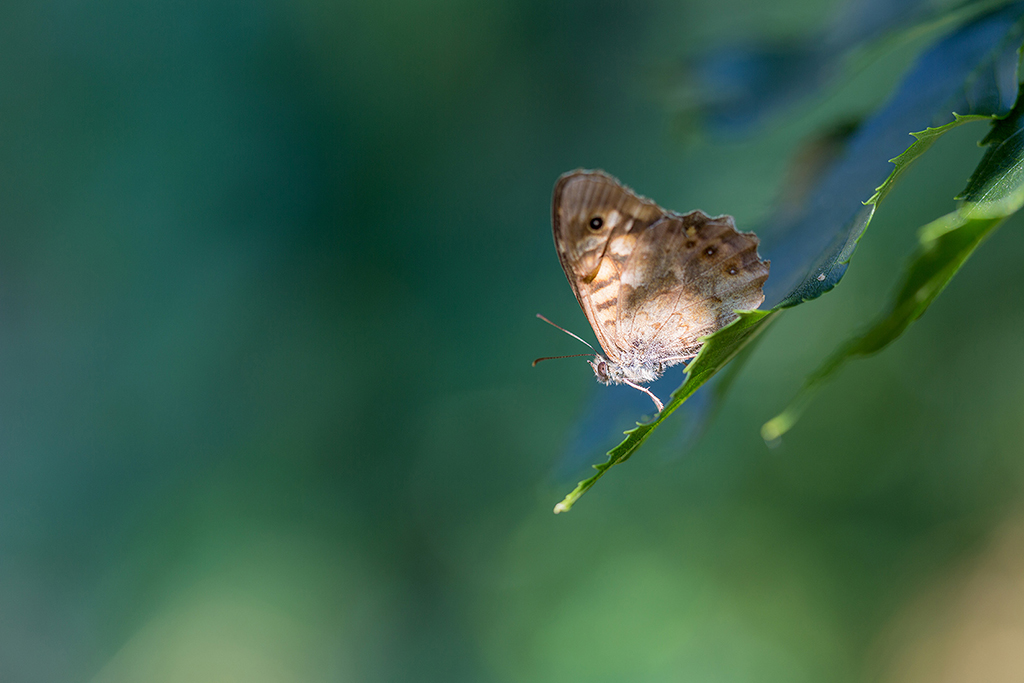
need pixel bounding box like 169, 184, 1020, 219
538, 169, 770, 412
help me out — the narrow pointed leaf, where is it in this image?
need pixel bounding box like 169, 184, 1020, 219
764, 80, 1024, 440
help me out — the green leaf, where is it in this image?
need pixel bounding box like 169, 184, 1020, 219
763, 89, 1024, 442
553, 309, 780, 514
761, 210, 1005, 442
960, 95, 1024, 206
868, 114, 993, 206
770, 4, 1022, 308
552, 3, 1024, 513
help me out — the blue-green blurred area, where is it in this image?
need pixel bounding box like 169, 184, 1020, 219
4, 0, 1024, 681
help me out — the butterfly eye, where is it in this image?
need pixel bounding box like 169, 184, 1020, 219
588, 217, 604, 231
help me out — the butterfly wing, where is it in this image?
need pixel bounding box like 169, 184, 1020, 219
551, 170, 666, 360
613, 211, 770, 364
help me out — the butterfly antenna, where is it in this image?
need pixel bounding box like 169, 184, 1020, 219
532, 352, 593, 367
535, 314, 595, 351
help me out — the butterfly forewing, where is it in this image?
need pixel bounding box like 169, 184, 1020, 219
552, 170, 665, 358
550, 168, 769, 384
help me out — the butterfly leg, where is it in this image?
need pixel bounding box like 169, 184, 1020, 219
623, 379, 664, 413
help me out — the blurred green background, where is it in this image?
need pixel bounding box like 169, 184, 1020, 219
4, 0, 1024, 681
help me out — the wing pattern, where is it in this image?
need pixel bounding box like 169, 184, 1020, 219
551, 169, 769, 384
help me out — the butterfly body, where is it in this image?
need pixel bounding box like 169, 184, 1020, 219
551, 169, 769, 405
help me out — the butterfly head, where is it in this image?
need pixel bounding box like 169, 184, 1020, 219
589, 355, 612, 384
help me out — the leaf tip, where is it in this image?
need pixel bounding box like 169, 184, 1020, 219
553, 501, 571, 514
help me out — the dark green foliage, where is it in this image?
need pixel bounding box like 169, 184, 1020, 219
557, 3, 1024, 511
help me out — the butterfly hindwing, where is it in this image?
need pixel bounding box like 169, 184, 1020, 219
614, 212, 769, 365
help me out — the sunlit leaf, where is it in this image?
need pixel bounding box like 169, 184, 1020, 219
764, 78, 1024, 441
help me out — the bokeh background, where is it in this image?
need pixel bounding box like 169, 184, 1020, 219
3, 0, 1024, 681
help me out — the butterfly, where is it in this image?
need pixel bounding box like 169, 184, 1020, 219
539, 169, 770, 412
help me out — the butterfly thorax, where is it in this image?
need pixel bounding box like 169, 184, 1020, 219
589, 353, 666, 386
